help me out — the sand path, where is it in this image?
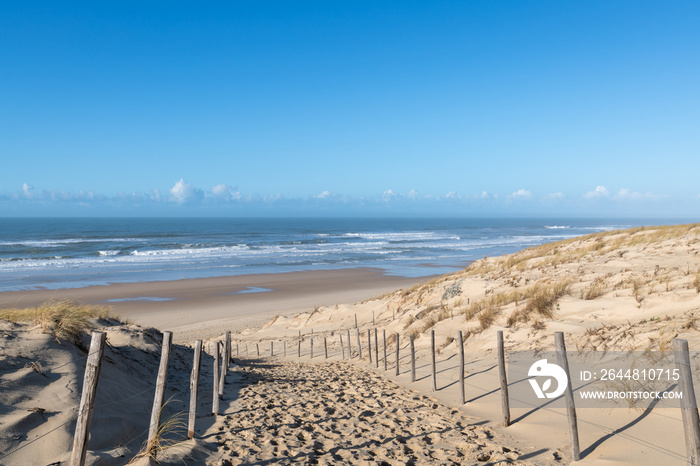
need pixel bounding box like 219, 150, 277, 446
205, 360, 562, 465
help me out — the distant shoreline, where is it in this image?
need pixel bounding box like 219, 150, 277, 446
0, 267, 435, 342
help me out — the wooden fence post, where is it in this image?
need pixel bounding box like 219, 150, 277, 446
225, 331, 231, 370
311, 337, 314, 359
395, 333, 400, 376
410, 334, 416, 382
431, 330, 437, 391
188, 340, 202, 439
374, 328, 379, 368
340, 334, 345, 359
555, 331, 580, 461
346, 329, 352, 358
324, 336, 328, 359
355, 313, 358, 328
256, 342, 260, 357
148, 331, 173, 450
458, 331, 465, 404
70, 331, 106, 466
356, 328, 362, 359
383, 329, 387, 371
367, 329, 372, 363
674, 338, 700, 465
213, 341, 220, 415
270, 341, 274, 357
218, 342, 225, 399
497, 330, 510, 426
298, 338, 301, 358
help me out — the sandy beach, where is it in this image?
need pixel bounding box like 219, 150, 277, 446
2, 224, 700, 465
0, 268, 424, 343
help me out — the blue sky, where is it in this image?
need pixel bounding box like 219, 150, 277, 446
1, 1, 699, 217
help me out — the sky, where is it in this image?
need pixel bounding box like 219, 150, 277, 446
1, 1, 699, 217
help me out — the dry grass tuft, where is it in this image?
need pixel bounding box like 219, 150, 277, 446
0, 300, 114, 344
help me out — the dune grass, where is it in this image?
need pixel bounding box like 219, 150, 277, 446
0, 300, 115, 344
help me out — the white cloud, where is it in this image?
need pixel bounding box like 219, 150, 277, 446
509, 189, 532, 199
407, 189, 419, 200
316, 190, 332, 199
615, 188, 659, 200
584, 185, 610, 199
211, 184, 240, 202
22, 183, 34, 199
544, 192, 565, 200
382, 189, 397, 201
169, 179, 204, 204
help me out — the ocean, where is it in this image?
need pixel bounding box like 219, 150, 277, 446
0, 217, 682, 292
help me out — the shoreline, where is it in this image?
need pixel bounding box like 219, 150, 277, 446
0, 267, 436, 342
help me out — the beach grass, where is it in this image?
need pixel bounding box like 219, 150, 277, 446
0, 300, 115, 344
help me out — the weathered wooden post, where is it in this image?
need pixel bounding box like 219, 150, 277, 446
218, 342, 225, 399
431, 330, 437, 391
70, 331, 106, 466
372, 310, 375, 326
324, 336, 328, 359
188, 340, 202, 439
355, 313, 358, 328
225, 331, 231, 369
458, 331, 465, 404
395, 333, 400, 376
298, 338, 301, 358
367, 329, 372, 363
256, 342, 260, 357
383, 329, 388, 371
236, 342, 239, 356
270, 340, 274, 357
497, 330, 510, 426
410, 334, 416, 382
374, 328, 379, 368
213, 341, 220, 415
310, 337, 314, 359
148, 331, 173, 451
554, 331, 580, 461
340, 334, 345, 359
346, 329, 352, 358
674, 338, 700, 465
356, 328, 362, 359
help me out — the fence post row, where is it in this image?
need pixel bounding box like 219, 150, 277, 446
70, 331, 106, 466
674, 338, 700, 465
554, 332, 580, 461
147, 331, 173, 452
188, 340, 202, 439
